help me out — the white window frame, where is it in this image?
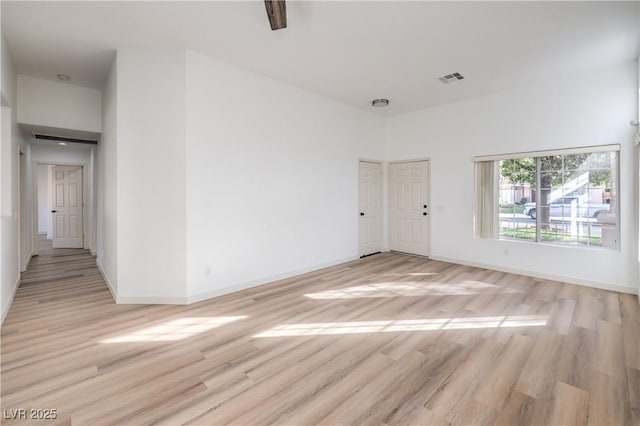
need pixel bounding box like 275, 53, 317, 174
474, 144, 621, 249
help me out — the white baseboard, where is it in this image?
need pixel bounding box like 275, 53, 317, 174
116, 295, 187, 305
21, 252, 33, 272
429, 255, 637, 295
96, 259, 118, 303
1, 275, 21, 325
95, 260, 193, 304
187, 255, 360, 305
110, 255, 360, 305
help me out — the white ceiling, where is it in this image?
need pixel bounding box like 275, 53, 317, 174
2, 1, 638, 116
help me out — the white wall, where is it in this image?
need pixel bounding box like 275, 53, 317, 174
17, 75, 102, 133
1, 35, 14, 107
637, 55, 640, 298
37, 164, 49, 234
97, 56, 118, 293
185, 51, 385, 301
386, 61, 638, 293
0, 105, 16, 323
96, 48, 385, 304
114, 49, 186, 301
1, 34, 30, 323
88, 147, 96, 256
31, 144, 92, 164
19, 142, 33, 271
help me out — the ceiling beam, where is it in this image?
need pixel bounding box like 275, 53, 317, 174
264, 0, 287, 31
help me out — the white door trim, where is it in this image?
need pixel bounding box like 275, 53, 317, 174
31, 160, 88, 255
388, 158, 431, 257
358, 159, 383, 257
51, 165, 83, 248
359, 158, 384, 164
388, 157, 432, 165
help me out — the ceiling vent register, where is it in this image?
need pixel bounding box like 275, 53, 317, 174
34, 134, 98, 145
438, 72, 465, 84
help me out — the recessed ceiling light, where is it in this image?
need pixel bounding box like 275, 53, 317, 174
58, 142, 67, 146
57, 74, 70, 81
372, 99, 389, 107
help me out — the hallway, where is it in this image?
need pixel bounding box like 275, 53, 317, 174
21, 235, 100, 286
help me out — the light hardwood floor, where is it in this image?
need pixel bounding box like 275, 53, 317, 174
1, 236, 639, 425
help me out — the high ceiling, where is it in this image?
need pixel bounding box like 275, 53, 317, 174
2, 1, 638, 116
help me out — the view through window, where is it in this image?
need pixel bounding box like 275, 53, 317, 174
497, 150, 618, 248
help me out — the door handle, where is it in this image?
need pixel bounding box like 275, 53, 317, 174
51, 210, 57, 213
360, 212, 365, 216
423, 212, 427, 216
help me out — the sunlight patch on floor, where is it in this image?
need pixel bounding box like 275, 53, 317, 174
254, 315, 547, 337
304, 280, 521, 299
379, 273, 440, 277
100, 316, 247, 343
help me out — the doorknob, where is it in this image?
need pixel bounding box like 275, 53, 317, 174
360, 212, 365, 216
423, 212, 427, 216
424, 204, 427, 208
51, 210, 57, 213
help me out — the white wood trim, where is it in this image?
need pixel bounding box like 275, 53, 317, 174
1, 275, 21, 325
187, 255, 359, 304
358, 158, 383, 164
32, 160, 89, 252
387, 158, 431, 257
31, 161, 39, 257
358, 159, 384, 256
98, 256, 360, 306
117, 295, 187, 305
21, 252, 33, 271
473, 144, 621, 162
17, 150, 22, 276
388, 157, 431, 164
426, 160, 431, 256
96, 259, 118, 303
430, 255, 637, 295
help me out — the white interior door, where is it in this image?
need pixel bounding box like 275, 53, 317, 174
389, 160, 430, 256
359, 161, 383, 256
51, 165, 83, 249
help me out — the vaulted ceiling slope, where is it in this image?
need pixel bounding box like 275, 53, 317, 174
2, 1, 638, 116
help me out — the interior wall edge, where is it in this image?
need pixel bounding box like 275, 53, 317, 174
1, 274, 20, 325
21, 252, 32, 272
430, 254, 637, 295
96, 258, 117, 304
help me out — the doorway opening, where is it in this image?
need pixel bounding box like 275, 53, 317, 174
34, 163, 86, 253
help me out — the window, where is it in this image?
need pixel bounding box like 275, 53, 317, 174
475, 145, 619, 249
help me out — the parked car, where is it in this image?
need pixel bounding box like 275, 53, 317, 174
523, 196, 610, 220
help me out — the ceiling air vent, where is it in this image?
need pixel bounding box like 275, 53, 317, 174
34, 134, 98, 145
438, 72, 464, 84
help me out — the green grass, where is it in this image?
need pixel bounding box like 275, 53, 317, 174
500, 227, 602, 245
499, 204, 524, 214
